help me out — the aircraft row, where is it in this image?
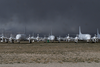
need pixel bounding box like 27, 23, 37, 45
0, 26, 100, 43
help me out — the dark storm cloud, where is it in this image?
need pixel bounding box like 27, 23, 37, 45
0, 0, 100, 36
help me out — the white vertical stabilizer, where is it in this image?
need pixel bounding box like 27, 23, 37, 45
97, 28, 99, 35
79, 26, 82, 34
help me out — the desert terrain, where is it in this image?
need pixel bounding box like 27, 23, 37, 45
0, 42, 100, 67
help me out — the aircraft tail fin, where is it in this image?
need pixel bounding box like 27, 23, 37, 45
79, 26, 82, 34
97, 28, 99, 35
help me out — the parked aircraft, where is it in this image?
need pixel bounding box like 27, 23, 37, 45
35, 34, 41, 42
97, 29, 100, 40
41, 35, 47, 42
47, 30, 55, 42
15, 34, 26, 43
91, 34, 97, 43
47, 34, 55, 42
0, 33, 8, 43
27, 34, 32, 43
91, 28, 100, 43
64, 34, 71, 42
78, 26, 91, 42
27, 34, 42, 43
9, 34, 15, 43
1, 26, 100, 43
74, 34, 79, 43
57, 36, 64, 42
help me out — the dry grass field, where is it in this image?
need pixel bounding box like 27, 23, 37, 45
0, 41, 100, 64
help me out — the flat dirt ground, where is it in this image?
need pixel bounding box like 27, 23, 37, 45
0, 41, 100, 67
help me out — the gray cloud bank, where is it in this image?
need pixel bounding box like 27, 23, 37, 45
0, 0, 100, 36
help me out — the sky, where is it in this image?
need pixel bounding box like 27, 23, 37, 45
0, 0, 100, 36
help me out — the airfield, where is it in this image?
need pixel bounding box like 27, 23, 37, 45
0, 41, 100, 67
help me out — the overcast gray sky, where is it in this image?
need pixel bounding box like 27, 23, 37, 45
0, 0, 100, 36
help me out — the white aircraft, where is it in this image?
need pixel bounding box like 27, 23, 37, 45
74, 34, 79, 43
7, 33, 30, 43
15, 34, 26, 43
91, 34, 97, 43
47, 29, 55, 42
27, 34, 32, 43
30, 34, 36, 42
41, 35, 47, 42
47, 35, 55, 42
35, 34, 41, 42
27, 34, 42, 43
9, 34, 15, 43
57, 36, 64, 42
91, 29, 100, 43
0, 33, 8, 43
78, 26, 91, 42
97, 29, 100, 40
64, 34, 71, 42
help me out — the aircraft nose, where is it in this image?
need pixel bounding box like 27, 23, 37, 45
16, 35, 21, 40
